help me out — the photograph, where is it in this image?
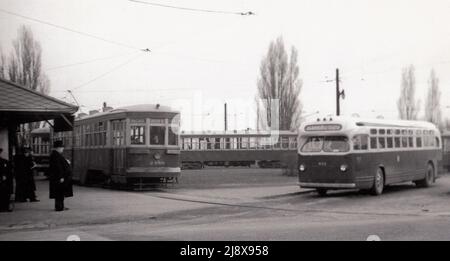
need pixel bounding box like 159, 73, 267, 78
1, 0, 450, 245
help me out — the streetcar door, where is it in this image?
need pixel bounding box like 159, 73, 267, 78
111, 120, 126, 180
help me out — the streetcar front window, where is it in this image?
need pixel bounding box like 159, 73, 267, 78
301, 136, 349, 153
130, 126, 146, 145
150, 126, 165, 145
168, 125, 179, 146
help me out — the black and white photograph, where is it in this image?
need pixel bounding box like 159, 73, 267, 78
1, 0, 450, 244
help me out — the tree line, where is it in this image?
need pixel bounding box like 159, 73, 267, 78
256, 37, 447, 132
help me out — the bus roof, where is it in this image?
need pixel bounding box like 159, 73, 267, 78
300, 117, 439, 133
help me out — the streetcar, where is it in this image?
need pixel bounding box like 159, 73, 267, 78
180, 130, 298, 174
53, 104, 181, 188
441, 132, 450, 172
30, 126, 51, 172
297, 117, 442, 196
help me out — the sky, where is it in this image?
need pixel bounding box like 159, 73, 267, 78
1, 0, 450, 131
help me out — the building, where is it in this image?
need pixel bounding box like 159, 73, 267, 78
0, 78, 78, 160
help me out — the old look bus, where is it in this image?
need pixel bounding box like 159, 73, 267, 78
297, 117, 442, 196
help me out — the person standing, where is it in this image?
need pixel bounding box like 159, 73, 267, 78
14, 147, 39, 202
48, 141, 73, 212
0, 148, 13, 212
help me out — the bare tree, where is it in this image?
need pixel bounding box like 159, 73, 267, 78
397, 65, 420, 120
0, 46, 6, 79
256, 36, 303, 131
424, 69, 442, 129
7, 25, 50, 94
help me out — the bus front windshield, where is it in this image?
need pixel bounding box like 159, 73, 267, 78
301, 136, 350, 153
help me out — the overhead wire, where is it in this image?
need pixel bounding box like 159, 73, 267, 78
128, 0, 255, 16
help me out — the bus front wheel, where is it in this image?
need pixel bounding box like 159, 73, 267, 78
415, 163, 434, 188
371, 168, 384, 196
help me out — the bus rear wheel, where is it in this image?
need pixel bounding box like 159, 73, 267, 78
371, 168, 384, 196
316, 188, 328, 197
415, 163, 434, 188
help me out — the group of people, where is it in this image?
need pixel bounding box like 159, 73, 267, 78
0, 140, 73, 212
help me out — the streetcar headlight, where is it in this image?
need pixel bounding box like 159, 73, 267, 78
299, 164, 306, 172
340, 164, 348, 172
154, 153, 161, 160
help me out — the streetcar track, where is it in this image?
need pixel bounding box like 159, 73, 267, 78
146, 192, 427, 218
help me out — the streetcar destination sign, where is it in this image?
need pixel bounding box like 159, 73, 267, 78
305, 124, 342, 131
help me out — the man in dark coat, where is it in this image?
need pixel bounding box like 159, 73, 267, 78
48, 140, 73, 211
14, 147, 39, 202
0, 148, 13, 212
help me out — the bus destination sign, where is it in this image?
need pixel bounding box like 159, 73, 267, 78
305, 124, 342, 132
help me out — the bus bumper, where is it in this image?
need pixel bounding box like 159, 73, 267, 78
298, 182, 357, 189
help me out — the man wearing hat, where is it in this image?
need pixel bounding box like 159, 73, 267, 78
14, 146, 39, 202
0, 148, 13, 212
48, 140, 73, 211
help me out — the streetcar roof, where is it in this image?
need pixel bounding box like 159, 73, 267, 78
181, 130, 297, 138
76, 104, 179, 121
299, 117, 440, 134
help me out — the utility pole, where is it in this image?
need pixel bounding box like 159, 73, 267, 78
224, 103, 228, 131
335, 68, 345, 116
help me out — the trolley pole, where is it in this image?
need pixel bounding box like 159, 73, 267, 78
336, 68, 340, 116
335, 68, 345, 116
224, 103, 228, 131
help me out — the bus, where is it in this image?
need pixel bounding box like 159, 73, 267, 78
297, 117, 442, 196
53, 104, 181, 188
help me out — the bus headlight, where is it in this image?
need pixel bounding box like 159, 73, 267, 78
299, 164, 306, 172
340, 164, 348, 172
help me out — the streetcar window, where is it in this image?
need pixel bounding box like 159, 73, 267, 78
436, 137, 440, 148
416, 137, 422, 148
394, 137, 401, 148
168, 125, 179, 146
408, 137, 414, 148
130, 126, 145, 145
378, 137, 386, 149
379, 129, 386, 135
150, 126, 165, 145
150, 119, 165, 124
370, 129, 377, 135
352, 135, 368, 150
402, 137, 408, 148
370, 137, 377, 149
395, 129, 401, 135
387, 137, 393, 148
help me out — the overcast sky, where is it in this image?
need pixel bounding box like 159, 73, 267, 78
1, 0, 450, 131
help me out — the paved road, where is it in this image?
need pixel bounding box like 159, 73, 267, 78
1, 170, 450, 241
